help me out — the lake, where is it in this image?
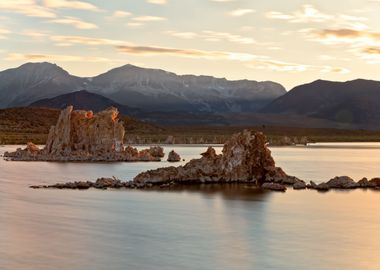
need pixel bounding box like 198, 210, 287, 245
1, 143, 380, 270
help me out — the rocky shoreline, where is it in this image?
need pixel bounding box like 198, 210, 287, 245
30, 176, 380, 192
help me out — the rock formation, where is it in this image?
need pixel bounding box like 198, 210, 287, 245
167, 150, 181, 162
4, 106, 160, 162
133, 130, 299, 187
149, 146, 165, 158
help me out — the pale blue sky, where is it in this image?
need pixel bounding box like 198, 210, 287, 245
0, 0, 379, 89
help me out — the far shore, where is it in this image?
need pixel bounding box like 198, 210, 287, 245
3, 124, 380, 146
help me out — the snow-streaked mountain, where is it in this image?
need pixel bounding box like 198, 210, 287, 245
0, 62, 85, 108
88, 64, 286, 112
0, 62, 286, 112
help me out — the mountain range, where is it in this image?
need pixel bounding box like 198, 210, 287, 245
0, 62, 285, 113
1, 62, 380, 129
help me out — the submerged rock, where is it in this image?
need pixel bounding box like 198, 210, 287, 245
262, 182, 287, 191
4, 106, 160, 162
326, 176, 358, 189
134, 130, 296, 186
369, 178, 380, 187
293, 181, 307, 190
167, 150, 181, 162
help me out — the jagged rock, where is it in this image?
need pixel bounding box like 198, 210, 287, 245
307, 181, 317, 189
293, 181, 307, 190
315, 183, 330, 191
357, 178, 375, 188
94, 177, 122, 188
167, 150, 181, 162
369, 178, 380, 187
26, 142, 40, 155
326, 176, 358, 189
134, 130, 295, 186
262, 183, 287, 191
149, 146, 165, 158
4, 106, 160, 162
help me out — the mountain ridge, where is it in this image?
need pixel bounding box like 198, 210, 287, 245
260, 78, 380, 127
0, 62, 286, 112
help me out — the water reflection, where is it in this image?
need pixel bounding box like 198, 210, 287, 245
2, 144, 380, 270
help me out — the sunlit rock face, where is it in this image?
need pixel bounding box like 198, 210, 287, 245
45, 106, 125, 156
134, 130, 294, 185
4, 106, 159, 162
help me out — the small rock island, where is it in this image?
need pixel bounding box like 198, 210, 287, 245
4, 106, 162, 162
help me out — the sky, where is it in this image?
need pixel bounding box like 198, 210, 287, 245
0, 0, 379, 89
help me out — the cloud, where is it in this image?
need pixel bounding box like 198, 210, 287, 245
266, 4, 368, 29
363, 47, 380, 55
43, 0, 99, 11
0, 0, 56, 18
116, 43, 346, 74
132, 16, 166, 22
112, 10, 132, 18
165, 31, 198, 39
166, 30, 255, 44
50, 35, 128, 46
147, 0, 167, 4
307, 28, 380, 64
229, 9, 255, 17
49, 16, 98, 29
316, 29, 380, 43
247, 60, 349, 74
266, 5, 331, 23
6, 53, 110, 62
0, 28, 10, 39
116, 44, 259, 61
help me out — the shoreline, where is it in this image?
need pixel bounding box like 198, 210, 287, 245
29, 176, 380, 193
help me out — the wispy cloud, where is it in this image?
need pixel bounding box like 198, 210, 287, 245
132, 16, 166, 22
166, 30, 255, 44
50, 35, 128, 46
116, 44, 259, 61
266, 4, 368, 30
49, 16, 98, 29
229, 9, 255, 17
266, 5, 331, 23
43, 0, 100, 11
307, 28, 380, 64
147, 0, 167, 5
116, 43, 347, 74
112, 10, 132, 18
247, 59, 349, 73
6, 53, 110, 62
0, 28, 10, 39
0, 0, 56, 18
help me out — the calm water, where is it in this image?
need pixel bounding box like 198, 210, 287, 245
1, 144, 380, 270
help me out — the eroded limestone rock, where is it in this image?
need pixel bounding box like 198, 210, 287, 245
133, 130, 296, 186
4, 106, 160, 162
167, 150, 181, 162
149, 146, 165, 158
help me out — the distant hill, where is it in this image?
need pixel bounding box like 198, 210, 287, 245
29, 90, 141, 116
0, 62, 85, 108
0, 107, 162, 135
0, 62, 286, 113
260, 79, 380, 128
